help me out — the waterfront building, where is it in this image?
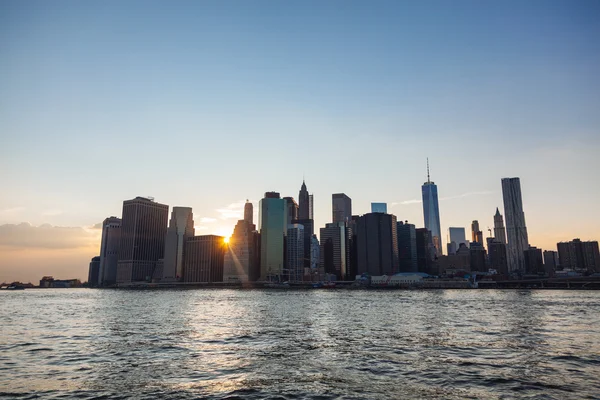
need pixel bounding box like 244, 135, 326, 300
524, 246, 544, 275
371, 202, 387, 213
416, 228, 435, 274
356, 213, 398, 276
557, 239, 600, 273
259, 192, 286, 280
493, 207, 507, 244
298, 180, 310, 220
422, 159, 442, 256
319, 222, 351, 280
469, 241, 487, 272
98, 216, 121, 286
397, 221, 418, 272
223, 219, 260, 283
283, 197, 299, 226
88, 256, 101, 287
332, 193, 352, 224
543, 250, 559, 272
502, 177, 530, 273
488, 240, 508, 275
183, 235, 226, 283
286, 224, 305, 282
116, 197, 169, 284
162, 207, 194, 281
244, 200, 253, 225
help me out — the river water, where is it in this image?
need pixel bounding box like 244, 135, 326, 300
1, 289, 599, 399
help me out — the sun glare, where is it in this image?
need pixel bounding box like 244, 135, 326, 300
224, 236, 230, 244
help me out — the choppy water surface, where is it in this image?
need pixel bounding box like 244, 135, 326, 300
1, 289, 599, 399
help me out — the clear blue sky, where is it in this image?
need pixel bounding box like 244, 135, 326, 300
1, 0, 599, 282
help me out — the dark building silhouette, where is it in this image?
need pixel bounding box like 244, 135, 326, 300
292, 218, 314, 271
184, 235, 226, 282
469, 241, 487, 272
332, 193, 352, 224
356, 213, 399, 276
524, 246, 544, 275
244, 200, 253, 225
88, 256, 101, 287
298, 180, 310, 220
416, 228, 434, 274
557, 239, 600, 273
116, 197, 169, 284
224, 219, 260, 283
284, 197, 299, 224
543, 250, 559, 273
488, 240, 508, 275
397, 221, 418, 272
319, 222, 351, 280
98, 216, 121, 286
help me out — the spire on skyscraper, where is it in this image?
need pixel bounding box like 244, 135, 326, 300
427, 158, 430, 183
495, 207, 501, 217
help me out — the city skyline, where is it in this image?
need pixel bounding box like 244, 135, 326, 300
1, 1, 600, 282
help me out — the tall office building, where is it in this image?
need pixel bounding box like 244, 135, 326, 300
293, 218, 314, 271
493, 208, 507, 244
183, 235, 226, 282
259, 192, 286, 280
371, 203, 388, 213
286, 224, 305, 282
116, 197, 169, 284
98, 216, 121, 286
524, 246, 544, 275
332, 193, 352, 224
502, 177, 529, 273
298, 180, 310, 220
319, 222, 351, 280
244, 200, 253, 225
557, 239, 600, 273
447, 227, 467, 255
162, 207, 195, 281
488, 240, 508, 275
471, 220, 481, 243
416, 228, 434, 274
88, 256, 101, 287
283, 197, 299, 226
469, 241, 487, 272
310, 235, 320, 269
223, 219, 259, 283
543, 250, 559, 272
309, 194, 314, 220
397, 221, 418, 273
422, 159, 442, 256
356, 213, 399, 276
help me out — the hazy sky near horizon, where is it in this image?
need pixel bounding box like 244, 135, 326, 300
1, 0, 599, 282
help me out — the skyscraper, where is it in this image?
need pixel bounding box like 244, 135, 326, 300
416, 228, 434, 274
356, 213, 399, 276
183, 235, 226, 283
493, 207, 507, 244
310, 235, 320, 269
524, 246, 544, 275
286, 224, 305, 282
223, 219, 259, 283
116, 197, 169, 284
332, 193, 352, 224
447, 227, 467, 255
259, 192, 286, 280
471, 220, 480, 243
88, 256, 101, 287
98, 216, 121, 286
397, 221, 418, 272
501, 177, 529, 273
309, 194, 314, 220
244, 200, 253, 225
422, 159, 442, 256
283, 197, 299, 226
319, 222, 351, 280
162, 207, 194, 281
543, 250, 559, 272
298, 180, 310, 220
371, 202, 387, 213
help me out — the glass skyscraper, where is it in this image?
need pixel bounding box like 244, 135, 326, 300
501, 177, 529, 273
259, 192, 286, 281
422, 160, 442, 256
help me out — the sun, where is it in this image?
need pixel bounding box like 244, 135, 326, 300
223, 236, 230, 244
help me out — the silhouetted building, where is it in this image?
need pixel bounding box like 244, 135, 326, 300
524, 246, 544, 275
298, 180, 310, 220
416, 228, 434, 274
183, 235, 225, 282
438, 244, 470, 273
471, 220, 480, 243
244, 200, 253, 225
557, 239, 600, 273
447, 227, 467, 255
223, 219, 259, 283
98, 216, 121, 286
470, 242, 487, 272
422, 160, 442, 256
319, 222, 351, 280
309, 194, 314, 220
397, 221, 417, 272
332, 193, 352, 224
88, 256, 101, 287
162, 207, 194, 281
488, 240, 508, 275
543, 250, 559, 272
292, 218, 314, 271
283, 197, 299, 226
116, 197, 169, 284
259, 192, 285, 280
502, 177, 529, 273
286, 224, 305, 282
356, 213, 399, 276
371, 202, 387, 213
493, 207, 507, 244
310, 235, 320, 269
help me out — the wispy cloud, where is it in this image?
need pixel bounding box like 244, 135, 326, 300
0, 207, 25, 214
392, 191, 495, 207
41, 209, 63, 216
200, 217, 217, 223
216, 200, 246, 220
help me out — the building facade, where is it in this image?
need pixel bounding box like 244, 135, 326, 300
397, 221, 418, 273
356, 213, 399, 276
543, 250, 559, 272
286, 224, 305, 282
183, 235, 225, 282
371, 202, 387, 213
223, 219, 259, 283
244, 200, 253, 225
502, 177, 529, 273
88, 256, 101, 287
298, 181, 310, 220
447, 227, 467, 255
416, 228, 435, 274
259, 192, 286, 280
422, 160, 442, 256
493, 207, 507, 244
524, 246, 544, 275
319, 222, 351, 280
98, 216, 121, 286
283, 197, 299, 226
116, 197, 169, 284
162, 207, 195, 281
557, 239, 600, 273
332, 193, 352, 224
488, 240, 508, 275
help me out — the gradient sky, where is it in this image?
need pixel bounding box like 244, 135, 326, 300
1, 0, 599, 283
